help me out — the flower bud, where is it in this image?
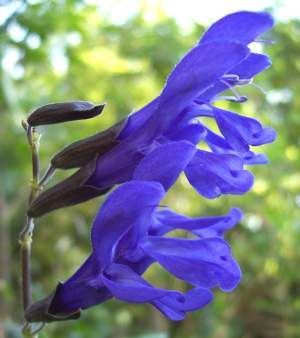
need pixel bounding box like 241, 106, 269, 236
27, 101, 105, 126
51, 119, 126, 169
27, 158, 110, 217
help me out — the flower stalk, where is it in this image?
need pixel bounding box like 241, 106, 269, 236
19, 123, 41, 337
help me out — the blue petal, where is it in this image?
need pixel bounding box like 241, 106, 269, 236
200, 11, 274, 45
118, 42, 249, 142
243, 152, 269, 165
119, 42, 249, 142
118, 97, 159, 140
89, 42, 249, 189
49, 255, 112, 314
91, 181, 164, 267
133, 141, 196, 191
65, 254, 99, 284
193, 208, 243, 238
182, 287, 214, 311
141, 236, 241, 291
205, 127, 235, 152
148, 42, 249, 133
151, 207, 243, 238
164, 121, 206, 145
213, 107, 277, 150
102, 263, 180, 303
87, 144, 145, 189
152, 294, 185, 321
178, 104, 214, 125
185, 150, 254, 198
152, 287, 213, 321
231, 53, 271, 78
116, 255, 155, 275
204, 127, 269, 165
50, 281, 111, 314
197, 53, 271, 103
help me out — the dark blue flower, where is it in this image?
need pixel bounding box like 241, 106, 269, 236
85, 11, 275, 200
25, 11, 276, 323
45, 180, 241, 320
29, 11, 277, 218
87, 41, 250, 191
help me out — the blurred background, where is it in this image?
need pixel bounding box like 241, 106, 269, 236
0, 1, 299, 337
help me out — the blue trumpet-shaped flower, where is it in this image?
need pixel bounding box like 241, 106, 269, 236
85, 11, 275, 200
25, 11, 276, 323
46, 180, 242, 321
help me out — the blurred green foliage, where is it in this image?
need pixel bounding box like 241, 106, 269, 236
0, 1, 299, 338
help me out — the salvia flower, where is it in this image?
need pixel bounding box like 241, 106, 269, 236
87, 40, 251, 194
26, 181, 242, 322
91, 11, 275, 192
26, 10, 276, 323
29, 11, 276, 217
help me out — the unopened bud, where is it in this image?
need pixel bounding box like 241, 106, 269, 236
27, 157, 110, 217
27, 101, 105, 126
51, 119, 126, 169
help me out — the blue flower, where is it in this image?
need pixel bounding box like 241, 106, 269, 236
42, 180, 241, 321
25, 11, 276, 323
85, 11, 275, 200
28, 11, 277, 218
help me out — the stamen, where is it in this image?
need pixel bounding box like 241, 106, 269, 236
222, 74, 239, 81
214, 96, 248, 103
144, 204, 163, 209
249, 82, 267, 95
254, 38, 275, 45
218, 79, 248, 103
157, 204, 168, 209
221, 74, 252, 86
236, 78, 253, 85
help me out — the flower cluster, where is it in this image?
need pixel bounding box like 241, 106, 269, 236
48, 182, 242, 321
25, 11, 275, 322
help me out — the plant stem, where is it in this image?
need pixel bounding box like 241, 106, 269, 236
19, 125, 41, 336
19, 217, 34, 310
27, 126, 40, 204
